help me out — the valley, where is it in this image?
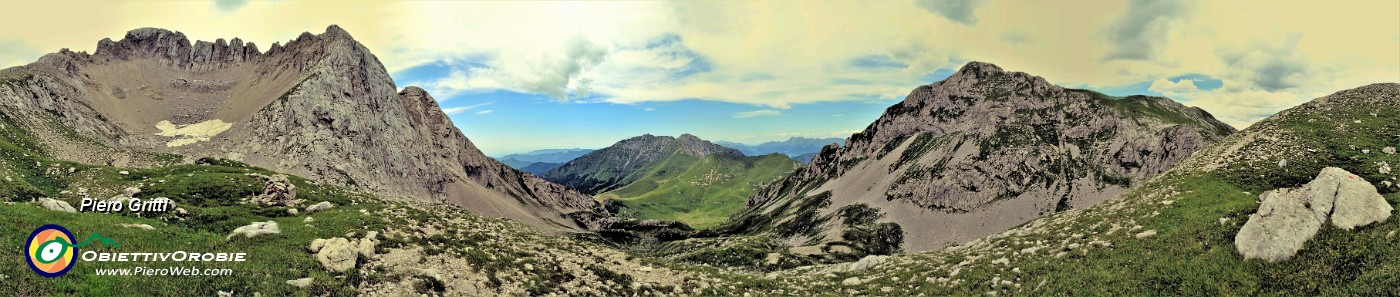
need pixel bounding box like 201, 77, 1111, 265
0, 22, 1394, 296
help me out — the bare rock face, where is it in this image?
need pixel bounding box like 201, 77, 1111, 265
1324, 168, 1393, 230
1236, 167, 1392, 262
543, 134, 743, 195
1234, 187, 1328, 262
739, 62, 1234, 252
0, 25, 605, 231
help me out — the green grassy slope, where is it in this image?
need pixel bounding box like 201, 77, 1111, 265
0, 109, 689, 296
0, 142, 382, 295
0, 111, 814, 296
603, 152, 799, 229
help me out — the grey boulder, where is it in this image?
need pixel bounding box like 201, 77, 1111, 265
37, 198, 77, 213
1235, 167, 1393, 262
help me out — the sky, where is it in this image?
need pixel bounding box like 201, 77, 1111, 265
0, 0, 1396, 156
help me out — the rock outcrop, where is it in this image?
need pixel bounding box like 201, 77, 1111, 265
313, 237, 357, 272
226, 221, 281, 240
37, 198, 77, 213
309, 233, 378, 273
102, 186, 143, 203
735, 62, 1234, 252
1235, 167, 1393, 262
305, 201, 334, 213
249, 174, 298, 206
0, 25, 606, 231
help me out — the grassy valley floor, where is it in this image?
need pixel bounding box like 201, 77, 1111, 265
603, 153, 798, 229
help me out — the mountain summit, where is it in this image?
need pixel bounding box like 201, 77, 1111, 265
0, 25, 604, 230
733, 61, 1236, 252
543, 134, 742, 195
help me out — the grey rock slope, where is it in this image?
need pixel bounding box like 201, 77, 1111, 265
735, 62, 1236, 252
0, 25, 603, 231
543, 134, 742, 195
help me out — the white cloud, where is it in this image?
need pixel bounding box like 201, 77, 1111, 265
1171, 84, 1308, 128
0, 1, 1395, 129
475, 109, 494, 115
1148, 78, 1199, 93
441, 102, 492, 115
915, 0, 990, 25
381, 1, 959, 108
734, 109, 782, 118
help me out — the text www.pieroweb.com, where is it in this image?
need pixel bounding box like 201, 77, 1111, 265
94, 266, 234, 276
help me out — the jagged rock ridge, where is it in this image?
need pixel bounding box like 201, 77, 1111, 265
0, 25, 603, 230
736, 61, 1236, 252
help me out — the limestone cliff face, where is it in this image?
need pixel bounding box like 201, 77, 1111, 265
0, 25, 603, 230
739, 62, 1236, 252
543, 134, 743, 195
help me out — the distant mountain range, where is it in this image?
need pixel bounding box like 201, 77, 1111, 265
543, 134, 799, 227
497, 148, 595, 175
714, 137, 844, 163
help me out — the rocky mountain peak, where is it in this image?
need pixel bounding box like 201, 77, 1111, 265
741, 61, 1235, 252
322, 24, 354, 39
1, 25, 605, 232
935, 61, 1052, 92
954, 61, 1004, 76
90, 25, 367, 73
399, 86, 430, 96
676, 133, 742, 158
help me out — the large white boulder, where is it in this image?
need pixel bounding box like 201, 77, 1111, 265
37, 198, 77, 213
1325, 168, 1393, 230
1235, 187, 1326, 262
1236, 167, 1394, 262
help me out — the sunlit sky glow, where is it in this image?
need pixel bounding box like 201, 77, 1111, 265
2, 0, 1396, 155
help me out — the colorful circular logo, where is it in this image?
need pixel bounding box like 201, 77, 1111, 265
26, 224, 77, 278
